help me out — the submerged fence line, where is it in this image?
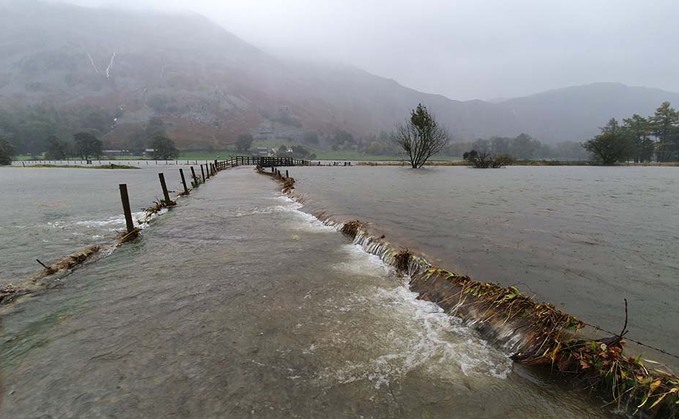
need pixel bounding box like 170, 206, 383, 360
14, 159, 221, 167
0, 160, 234, 305
578, 319, 679, 361
258, 166, 679, 419
118, 160, 228, 237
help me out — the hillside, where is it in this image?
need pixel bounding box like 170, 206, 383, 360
499, 83, 679, 142
1, 1, 678, 153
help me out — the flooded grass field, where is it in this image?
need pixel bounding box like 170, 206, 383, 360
291, 166, 679, 371
1, 164, 675, 417
0, 165, 194, 284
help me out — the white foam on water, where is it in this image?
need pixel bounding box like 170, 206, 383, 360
318, 285, 513, 389
269, 196, 513, 390
75, 216, 127, 228
276, 195, 295, 203
52, 211, 148, 231
271, 195, 336, 233
317, 241, 512, 390
135, 209, 166, 228
232, 206, 279, 217
230, 195, 333, 232
374, 285, 512, 380
232, 202, 306, 218
101, 246, 117, 257
331, 244, 392, 277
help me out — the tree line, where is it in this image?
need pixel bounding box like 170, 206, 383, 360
0, 106, 179, 164
0, 105, 120, 156
583, 101, 679, 165
296, 128, 588, 161
4, 101, 678, 167
392, 104, 546, 168
449, 134, 588, 161
40, 131, 177, 161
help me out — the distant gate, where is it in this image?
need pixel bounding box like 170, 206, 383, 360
227, 156, 310, 167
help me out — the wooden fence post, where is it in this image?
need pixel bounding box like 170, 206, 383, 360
200, 165, 206, 182
119, 184, 135, 234
179, 169, 189, 194
158, 173, 171, 205
190, 166, 199, 187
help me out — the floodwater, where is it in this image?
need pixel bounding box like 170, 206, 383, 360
0, 165, 195, 284
0, 166, 615, 417
290, 166, 679, 370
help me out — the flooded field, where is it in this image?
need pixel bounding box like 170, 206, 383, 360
0, 166, 616, 417
0, 165, 195, 284
291, 165, 679, 371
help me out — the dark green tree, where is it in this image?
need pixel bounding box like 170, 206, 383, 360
235, 134, 254, 152
74, 132, 102, 160
0, 136, 14, 165
45, 135, 70, 160
395, 104, 450, 168
582, 119, 633, 165
149, 136, 179, 160
649, 102, 679, 161
622, 114, 655, 163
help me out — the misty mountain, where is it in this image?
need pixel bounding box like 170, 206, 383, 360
1, 1, 678, 150
497, 83, 679, 142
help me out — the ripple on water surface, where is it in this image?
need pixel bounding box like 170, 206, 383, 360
1, 168, 615, 417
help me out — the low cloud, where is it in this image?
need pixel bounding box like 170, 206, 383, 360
48, 0, 679, 100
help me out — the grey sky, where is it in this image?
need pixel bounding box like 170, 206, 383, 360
53, 0, 679, 101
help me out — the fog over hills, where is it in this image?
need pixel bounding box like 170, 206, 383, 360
1, 0, 678, 149
498, 83, 679, 142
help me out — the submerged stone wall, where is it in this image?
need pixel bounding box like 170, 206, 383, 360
262, 167, 679, 418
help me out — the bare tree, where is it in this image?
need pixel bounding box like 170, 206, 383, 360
395, 104, 449, 168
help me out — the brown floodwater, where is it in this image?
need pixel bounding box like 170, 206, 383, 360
0, 167, 617, 417
290, 165, 679, 371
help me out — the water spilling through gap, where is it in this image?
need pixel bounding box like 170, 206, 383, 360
1, 167, 614, 417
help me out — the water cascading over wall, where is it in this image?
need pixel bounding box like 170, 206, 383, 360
259, 166, 679, 418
